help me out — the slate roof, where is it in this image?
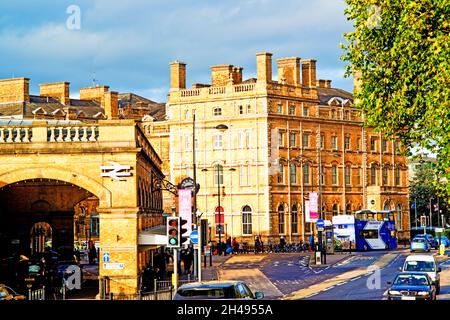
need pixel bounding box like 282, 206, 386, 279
118, 93, 166, 121
317, 87, 354, 105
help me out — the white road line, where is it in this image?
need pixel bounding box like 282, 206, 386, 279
350, 276, 362, 281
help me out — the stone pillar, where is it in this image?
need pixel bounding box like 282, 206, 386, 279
256, 52, 273, 83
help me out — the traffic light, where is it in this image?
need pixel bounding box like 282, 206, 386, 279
420, 216, 427, 227
167, 217, 180, 248
180, 218, 189, 245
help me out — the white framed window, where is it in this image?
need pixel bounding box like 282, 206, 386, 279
289, 105, 296, 115
277, 104, 283, 113
344, 137, 350, 150
345, 166, 351, 186
242, 206, 252, 235
331, 136, 338, 150
278, 130, 285, 147
278, 163, 285, 184
290, 163, 297, 184
302, 133, 310, 148
214, 164, 224, 186
291, 205, 298, 234
213, 134, 223, 149
289, 132, 296, 147
303, 106, 309, 116
303, 164, 310, 185
332, 165, 338, 185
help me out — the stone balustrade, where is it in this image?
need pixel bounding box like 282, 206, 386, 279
0, 127, 33, 143
47, 126, 99, 142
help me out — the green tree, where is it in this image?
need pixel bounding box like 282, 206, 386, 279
341, 0, 450, 198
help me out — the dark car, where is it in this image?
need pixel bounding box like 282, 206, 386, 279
387, 272, 436, 300
0, 284, 26, 301
173, 280, 264, 300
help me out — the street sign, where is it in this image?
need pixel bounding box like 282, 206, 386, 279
103, 263, 124, 270
190, 230, 199, 244
102, 252, 110, 263
100, 162, 132, 181
436, 228, 444, 233
317, 219, 324, 231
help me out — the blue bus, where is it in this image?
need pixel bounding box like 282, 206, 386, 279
332, 210, 397, 251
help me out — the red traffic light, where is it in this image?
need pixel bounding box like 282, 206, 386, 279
169, 219, 178, 227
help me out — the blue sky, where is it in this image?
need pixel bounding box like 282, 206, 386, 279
0, 0, 354, 102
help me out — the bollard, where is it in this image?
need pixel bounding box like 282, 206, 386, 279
204, 254, 207, 268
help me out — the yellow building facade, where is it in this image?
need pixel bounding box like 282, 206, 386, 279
160, 52, 410, 244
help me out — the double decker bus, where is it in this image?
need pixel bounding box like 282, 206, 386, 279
332, 210, 397, 251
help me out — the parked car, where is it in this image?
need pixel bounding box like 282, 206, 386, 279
410, 238, 431, 252
400, 254, 441, 294
434, 235, 450, 247
387, 272, 436, 300
414, 234, 438, 249
173, 280, 265, 300
0, 284, 26, 301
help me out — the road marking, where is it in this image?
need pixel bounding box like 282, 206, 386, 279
350, 276, 362, 281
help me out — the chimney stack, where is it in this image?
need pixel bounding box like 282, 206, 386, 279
79, 85, 110, 105
40, 82, 70, 105
277, 57, 301, 85
301, 59, 317, 87
316, 79, 332, 88
211, 65, 234, 87
103, 91, 118, 120
256, 52, 273, 83
0, 77, 30, 103
170, 61, 186, 91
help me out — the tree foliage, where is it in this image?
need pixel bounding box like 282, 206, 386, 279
341, 0, 450, 198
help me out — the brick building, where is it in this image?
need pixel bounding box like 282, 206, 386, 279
158, 52, 410, 244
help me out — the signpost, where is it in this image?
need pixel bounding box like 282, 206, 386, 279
102, 252, 110, 263
317, 219, 324, 232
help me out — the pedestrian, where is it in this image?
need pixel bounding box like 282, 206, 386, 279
232, 238, 239, 254
184, 246, 193, 274
279, 236, 286, 252
268, 238, 273, 253
88, 241, 97, 264
255, 236, 261, 253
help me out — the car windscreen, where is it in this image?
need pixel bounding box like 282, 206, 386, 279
413, 239, 425, 243
404, 261, 435, 272
394, 274, 429, 286
177, 286, 235, 298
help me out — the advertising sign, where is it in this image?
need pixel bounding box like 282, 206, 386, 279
178, 188, 192, 239
307, 192, 319, 222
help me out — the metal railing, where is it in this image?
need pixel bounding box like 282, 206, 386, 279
28, 286, 67, 300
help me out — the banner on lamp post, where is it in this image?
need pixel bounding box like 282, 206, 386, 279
178, 188, 192, 239
307, 192, 319, 222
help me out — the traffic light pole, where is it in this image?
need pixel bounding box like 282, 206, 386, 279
197, 222, 202, 282
173, 248, 178, 294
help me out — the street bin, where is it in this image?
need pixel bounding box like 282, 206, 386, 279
315, 251, 321, 265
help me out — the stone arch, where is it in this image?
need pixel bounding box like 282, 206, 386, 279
0, 167, 112, 208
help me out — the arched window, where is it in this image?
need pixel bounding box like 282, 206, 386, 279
383, 166, 389, 185
395, 167, 401, 185
345, 165, 351, 186
346, 203, 352, 214
332, 204, 339, 216
214, 164, 224, 186
278, 204, 285, 234
291, 205, 298, 234
396, 204, 403, 230
242, 206, 252, 235
278, 163, 285, 184
303, 164, 310, 184
370, 164, 377, 186
290, 163, 297, 184
332, 165, 338, 185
